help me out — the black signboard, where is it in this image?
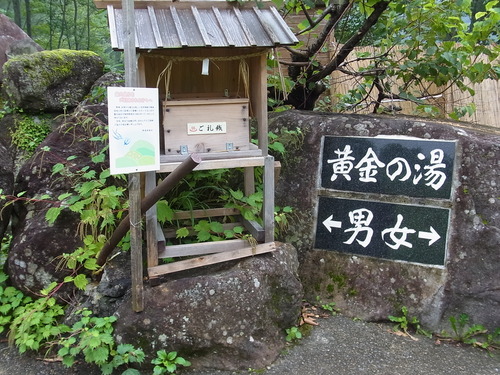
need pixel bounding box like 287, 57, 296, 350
320, 136, 456, 199
315, 197, 450, 266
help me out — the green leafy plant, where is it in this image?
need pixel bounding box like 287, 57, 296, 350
389, 306, 431, 338
8, 294, 68, 353
151, 350, 191, 374
10, 114, 52, 155
285, 326, 303, 342
314, 296, 338, 316
1, 272, 145, 375
439, 314, 500, 351
58, 309, 145, 374
445, 313, 489, 347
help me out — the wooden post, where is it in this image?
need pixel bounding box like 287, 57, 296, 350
122, 0, 143, 312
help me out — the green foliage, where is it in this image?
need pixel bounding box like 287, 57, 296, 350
156, 129, 297, 244
437, 313, 500, 351
48, 164, 128, 240
285, 326, 303, 342
10, 114, 52, 155
268, 0, 499, 116
388, 306, 431, 338
448, 313, 487, 344
8, 295, 68, 353
58, 309, 145, 374
315, 296, 338, 316
0, 269, 144, 375
151, 350, 191, 374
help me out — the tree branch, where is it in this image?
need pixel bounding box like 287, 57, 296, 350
308, 0, 391, 82
306, 1, 353, 56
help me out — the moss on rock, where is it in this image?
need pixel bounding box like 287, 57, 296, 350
2, 49, 104, 112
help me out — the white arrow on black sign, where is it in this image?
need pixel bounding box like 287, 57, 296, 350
322, 215, 342, 233
418, 226, 441, 245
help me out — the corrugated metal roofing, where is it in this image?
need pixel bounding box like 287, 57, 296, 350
106, 4, 298, 50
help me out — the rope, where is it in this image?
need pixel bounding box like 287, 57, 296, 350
156, 60, 173, 99
154, 54, 256, 102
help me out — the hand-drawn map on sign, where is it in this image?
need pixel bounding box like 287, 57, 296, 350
321, 136, 456, 199
315, 197, 450, 266
108, 87, 160, 175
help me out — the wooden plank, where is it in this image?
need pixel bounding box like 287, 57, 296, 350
233, 7, 257, 46
191, 6, 212, 46
170, 6, 188, 47
147, 5, 163, 47
158, 238, 250, 258
164, 98, 248, 106
148, 242, 276, 277
252, 7, 280, 45
123, 0, 143, 313
263, 155, 275, 242
212, 6, 235, 47
145, 171, 159, 268
158, 155, 265, 173
269, 6, 299, 42
172, 207, 240, 220
244, 167, 255, 195
241, 218, 265, 243
249, 54, 268, 152
107, 5, 119, 48
162, 221, 242, 239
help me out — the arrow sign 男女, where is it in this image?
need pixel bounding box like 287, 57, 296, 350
315, 197, 450, 266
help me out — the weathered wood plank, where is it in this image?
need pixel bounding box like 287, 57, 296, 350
145, 171, 159, 268
172, 207, 240, 220
162, 221, 242, 239
264, 155, 275, 242
241, 218, 264, 243
158, 238, 250, 258
148, 242, 276, 277
158, 155, 265, 172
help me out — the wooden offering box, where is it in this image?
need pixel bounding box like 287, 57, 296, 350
163, 98, 250, 155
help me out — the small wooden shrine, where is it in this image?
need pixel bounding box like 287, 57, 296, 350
95, 0, 297, 279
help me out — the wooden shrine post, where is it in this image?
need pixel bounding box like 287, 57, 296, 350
122, 0, 144, 312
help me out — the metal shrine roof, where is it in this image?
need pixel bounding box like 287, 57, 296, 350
103, 1, 298, 50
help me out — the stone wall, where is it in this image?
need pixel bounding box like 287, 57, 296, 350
270, 110, 500, 331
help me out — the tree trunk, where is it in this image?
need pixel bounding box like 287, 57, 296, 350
24, 0, 31, 36
13, 0, 22, 27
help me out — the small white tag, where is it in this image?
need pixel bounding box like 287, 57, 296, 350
202, 58, 209, 75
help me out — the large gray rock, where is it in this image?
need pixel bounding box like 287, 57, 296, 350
269, 110, 500, 331
0, 114, 17, 241
7, 104, 109, 296
113, 243, 303, 372
2, 49, 104, 112
0, 14, 42, 84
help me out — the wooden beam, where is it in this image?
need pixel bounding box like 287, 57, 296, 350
158, 239, 250, 258
158, 155, 265, 173
145, 171, 159, 268
172, 207, 240, 220
162, 222, 242, 239
148, 242, 276, 277
123, 0, 144, 313
241, 218, 265, 243
264, 155, 275, 242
